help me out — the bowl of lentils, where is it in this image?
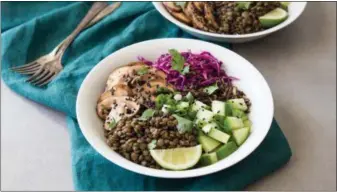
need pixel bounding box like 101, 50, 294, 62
76, 38, 274, 178
153, 1, 307, 43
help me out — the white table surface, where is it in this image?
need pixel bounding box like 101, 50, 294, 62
1, 2, 336, 191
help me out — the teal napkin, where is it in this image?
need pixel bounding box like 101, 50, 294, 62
1, 2, 292, 191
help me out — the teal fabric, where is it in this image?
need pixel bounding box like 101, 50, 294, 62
1, 2, 292, 191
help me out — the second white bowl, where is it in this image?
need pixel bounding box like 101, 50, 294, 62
153, 2, 307, 43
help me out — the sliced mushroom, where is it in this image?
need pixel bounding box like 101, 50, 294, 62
163, 2, 182, 12
168, 10, 192, 25
193, 2, 205, 12
105, 62, 144, 91
183, 2, 209, 31
204, 3, 219, 29
97, 96, 139, 120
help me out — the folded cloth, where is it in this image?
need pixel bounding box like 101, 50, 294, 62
1, 2, 292, 191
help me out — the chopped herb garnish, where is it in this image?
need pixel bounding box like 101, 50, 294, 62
204, 83, 219, 95
139, 109, 156, 121
169, 49, 185, 73
173, 114, 193, 134
137, 66, 149, 75
148, 140, 157, 150
108, 118, 117, 129
181, 65, 190, 75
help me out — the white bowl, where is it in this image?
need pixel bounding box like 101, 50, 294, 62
76, 38, 274, 178
153, 2, 307, 43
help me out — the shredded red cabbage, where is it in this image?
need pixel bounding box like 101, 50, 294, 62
138, 51, 238, 90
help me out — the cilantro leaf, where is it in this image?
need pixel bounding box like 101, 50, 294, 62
172, 114, 193, 134
148, 140, 157, 150
139, 109, 156, 121
204, 84, 219, 95
169, 49, 185, 73
108, 118, 117, 129
137, 66, 149, 75
181, 66, 190, 75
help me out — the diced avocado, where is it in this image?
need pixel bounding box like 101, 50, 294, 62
196, 109, 214, 123
202, 122, 218, 133
208, 128, 230, 144
185, 92, 194, 103
232, 109, 249, 121
232, 108, 245, 118
243, 119, 252, 128
227, 98, 248, 111
199, 152, 218, 166
197, 131, 221, 152
191, 100, 209, 112
225, 102, 233, 116
236, 2, 251, 10
177, 101, 189, 111
216, 141, 238, 160
224, 116, 244, 130
212, 100, 226, 116
233, 127, 250, 146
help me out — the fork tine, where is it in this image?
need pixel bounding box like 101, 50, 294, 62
13, 65, 40, 74
36, 73, 57, 87
33, 71, 54, 86
11, 61, 39, 70
29, 70, 50, 84
25, 69, 44, 83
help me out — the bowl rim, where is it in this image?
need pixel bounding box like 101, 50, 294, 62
152, 2, 307, 39
76, 38, 274, 178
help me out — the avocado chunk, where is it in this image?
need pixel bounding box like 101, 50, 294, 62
199, 152, 218, 166
224, 116, 244, 130
197, 131, 221, 152
216, 141, 238, 160
208, 128, 230, 144
227, 98, 248, 111
233, 127, 250, 146
212, 100, 226, 116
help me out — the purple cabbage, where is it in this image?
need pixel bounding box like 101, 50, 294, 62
138, 51, 238, 90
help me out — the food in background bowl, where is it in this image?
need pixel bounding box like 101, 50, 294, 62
97, 49, 252, 170
163, 1, 289, 35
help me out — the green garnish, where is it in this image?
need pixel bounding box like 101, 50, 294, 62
108, 118, 117, 129
236, 2, 251, 10
204, 84, 219, 95
182, 66, 190, 75
185, 92, 194, 103
169, 49, 185, 73
156, 86, 172, 94
148, 139, 157, 150
155, 93, 175, 109
139, 109, 156, 121
137, 66, 149, 75
172, 114, 193, 134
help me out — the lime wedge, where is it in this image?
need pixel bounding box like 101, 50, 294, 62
150, 145, 202, 170
259, 8, 288, 28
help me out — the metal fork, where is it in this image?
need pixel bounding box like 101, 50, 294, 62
11, 2, 121, 86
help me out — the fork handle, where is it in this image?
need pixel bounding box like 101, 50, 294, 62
56, 2, 108, 57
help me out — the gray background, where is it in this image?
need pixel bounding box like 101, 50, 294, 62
1, 2, 336, 191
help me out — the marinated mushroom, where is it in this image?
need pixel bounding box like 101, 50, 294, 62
183, 2, 209, 31
163, 2, 182, 12
204, 3, 219, 29
97, 96, 140, 120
